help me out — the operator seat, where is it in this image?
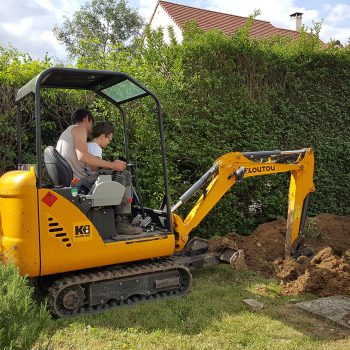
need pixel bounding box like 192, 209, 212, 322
44, 146, 73, 187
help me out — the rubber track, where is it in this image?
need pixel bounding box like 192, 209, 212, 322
48, 260, 191, 318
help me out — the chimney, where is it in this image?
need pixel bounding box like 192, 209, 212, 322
290, 12, 303, 31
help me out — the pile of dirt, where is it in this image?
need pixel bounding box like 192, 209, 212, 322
276, 247, 350, 296
209, 213, 350, 297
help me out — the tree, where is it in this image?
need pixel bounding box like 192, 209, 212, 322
53, 0, 144, 59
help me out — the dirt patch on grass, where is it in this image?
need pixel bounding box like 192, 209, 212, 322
209, 214, 350, 297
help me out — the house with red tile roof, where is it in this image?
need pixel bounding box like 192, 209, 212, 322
149, 1, 302, 43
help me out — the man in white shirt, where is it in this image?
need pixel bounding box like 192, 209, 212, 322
56, 109, 125, 180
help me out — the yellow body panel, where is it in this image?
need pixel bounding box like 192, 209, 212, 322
0, 168, 40, 276
0, 168, 175, 277
38, 189, 175, 276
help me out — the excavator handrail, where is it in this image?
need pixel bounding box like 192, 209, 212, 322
242, 148, 307, 159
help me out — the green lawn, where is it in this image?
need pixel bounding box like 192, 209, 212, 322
37, 265, 350, 350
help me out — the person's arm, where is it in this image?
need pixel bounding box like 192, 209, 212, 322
72, 127, 126, 172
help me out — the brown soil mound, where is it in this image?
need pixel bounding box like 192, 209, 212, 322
209, 213, 350, 297
277, 247, 350, 296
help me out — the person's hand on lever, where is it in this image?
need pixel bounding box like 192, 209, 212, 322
111, 159, 126, 172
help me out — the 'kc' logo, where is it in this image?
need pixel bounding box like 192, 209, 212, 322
75, 224, 90, 237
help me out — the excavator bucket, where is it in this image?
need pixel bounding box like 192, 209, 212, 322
220, 248, 248, 270
171, 238, 247, 271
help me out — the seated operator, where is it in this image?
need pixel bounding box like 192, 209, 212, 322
57, 109, 141, 235
56, 109, 126, 180
85, 121, 115, 175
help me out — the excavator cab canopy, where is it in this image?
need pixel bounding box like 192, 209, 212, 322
15, 67, 172, 229
15, 68, 150, 104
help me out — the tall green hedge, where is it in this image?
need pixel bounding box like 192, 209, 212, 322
167, 29, 350, 235
105, 26, 349, 235
1, 25, 349, 236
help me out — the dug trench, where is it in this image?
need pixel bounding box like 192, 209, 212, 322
207, 213, 350, 297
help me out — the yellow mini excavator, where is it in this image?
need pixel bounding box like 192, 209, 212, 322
0, 68, 315, 318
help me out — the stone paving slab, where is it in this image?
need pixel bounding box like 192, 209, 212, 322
295, 295, 350, 329
242, 298, 264, 310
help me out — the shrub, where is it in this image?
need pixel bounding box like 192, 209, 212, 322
0, 263, 51, 350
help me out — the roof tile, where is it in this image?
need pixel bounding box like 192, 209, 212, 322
157, 1, 299, 39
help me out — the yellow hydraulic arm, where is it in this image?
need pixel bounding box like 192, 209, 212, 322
171, 148, 315, 257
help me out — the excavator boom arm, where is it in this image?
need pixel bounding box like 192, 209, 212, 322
172, 148, 315, 256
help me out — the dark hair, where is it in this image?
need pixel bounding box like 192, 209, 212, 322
92, 121, 115, 139
72, 109, 94, 123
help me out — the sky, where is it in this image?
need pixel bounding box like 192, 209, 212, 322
0, 0, 349, 61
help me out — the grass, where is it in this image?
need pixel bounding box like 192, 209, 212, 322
0, 263, 51, 350
36, 265, 350, 350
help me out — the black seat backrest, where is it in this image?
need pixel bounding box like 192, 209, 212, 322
44, 146, 73, 187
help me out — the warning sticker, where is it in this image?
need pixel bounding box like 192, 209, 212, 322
41, 191, 58, 207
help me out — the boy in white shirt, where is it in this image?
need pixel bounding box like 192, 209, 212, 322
86, 121, 114, 175
87, 121, 141, 235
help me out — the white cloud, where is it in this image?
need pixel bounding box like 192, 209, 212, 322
138, 0, 157, 21
321, 23, 350, 43
317, 2, 350, 43
34, 0, 62, 17
2, 18, 33, 36
58, 0, 83, 17
327, 3, 350, 24
0, 0, 83, 59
